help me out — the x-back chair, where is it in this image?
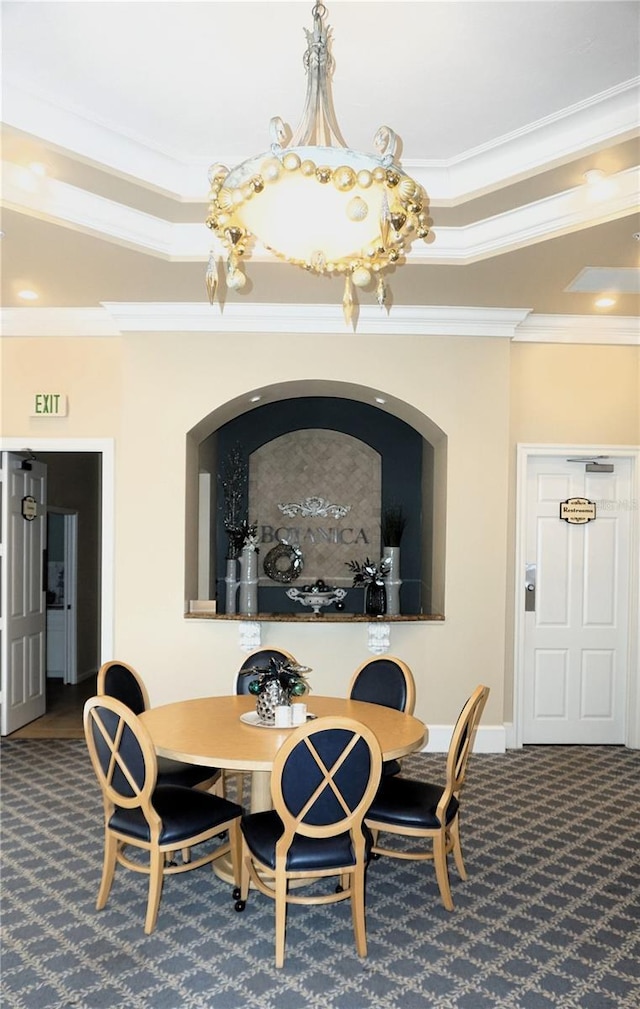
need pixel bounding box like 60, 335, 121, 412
83, 695, 243, 934
97, 660, 221, 793
235, 715, 382, 967
365, 684, 489, 911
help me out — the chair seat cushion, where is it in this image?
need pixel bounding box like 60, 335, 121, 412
366, 777, 459, 830
241, 810, 373, 872
156, 756, 219, 789
109, 786, 242, 846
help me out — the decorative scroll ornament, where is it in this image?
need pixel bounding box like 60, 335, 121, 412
238, 621, 261, 652
278, 495, 351, 519
367, 622, 391, 655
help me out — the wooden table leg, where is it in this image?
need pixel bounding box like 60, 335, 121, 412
250, 769, 271, 812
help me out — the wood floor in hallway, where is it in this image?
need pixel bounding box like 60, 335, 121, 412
6, 676, 97, 739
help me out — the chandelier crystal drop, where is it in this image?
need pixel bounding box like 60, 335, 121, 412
205, 2, 429, 327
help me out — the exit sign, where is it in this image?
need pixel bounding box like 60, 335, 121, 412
31, 393, 68, 417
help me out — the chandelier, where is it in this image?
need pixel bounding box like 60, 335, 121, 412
205, 2, 429, 326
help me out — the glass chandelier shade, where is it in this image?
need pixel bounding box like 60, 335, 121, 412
205, 2, 429, 325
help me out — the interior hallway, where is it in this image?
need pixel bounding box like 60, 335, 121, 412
6, 676, 96, 740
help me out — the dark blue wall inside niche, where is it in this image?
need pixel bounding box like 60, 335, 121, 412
211, 397, 428, 615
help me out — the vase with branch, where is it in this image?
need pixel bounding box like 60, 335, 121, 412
220, 445, 248, 613
381, 505, 406, 615
346, 556, 391, 616
238, 521, 259, 616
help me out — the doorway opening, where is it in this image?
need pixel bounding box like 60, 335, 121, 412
46, 509, 78, 684
0, 438, 114, 736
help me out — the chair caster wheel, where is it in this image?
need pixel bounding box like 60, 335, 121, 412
232, 887, 241, 900
234, 900, 246, 912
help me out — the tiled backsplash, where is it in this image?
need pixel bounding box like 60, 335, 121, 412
249, 429, 381, 585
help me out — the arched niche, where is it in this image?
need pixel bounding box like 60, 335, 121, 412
186, 380, 447, 617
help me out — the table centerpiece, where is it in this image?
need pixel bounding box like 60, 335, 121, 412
239, 657, 311, 724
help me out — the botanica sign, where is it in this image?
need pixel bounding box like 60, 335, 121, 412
260, 524, 370, 546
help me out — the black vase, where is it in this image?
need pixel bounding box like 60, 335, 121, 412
365, 581, 387, 616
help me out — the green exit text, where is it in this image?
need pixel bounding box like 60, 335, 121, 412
32, 393, 67, 416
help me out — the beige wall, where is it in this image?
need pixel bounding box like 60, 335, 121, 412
510, 343, 640, 445
503, 342, 640, 722
2, 333, 638, 740
0, 337, 123, 438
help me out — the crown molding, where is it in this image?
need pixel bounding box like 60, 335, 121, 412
1, 303, 636, 343
4, 160, 637, 265
0, 308, 121, 338
3, 77, 638, 204
99, 303, 531, 336
416, 78, 640, 205
513, 313, 640, 345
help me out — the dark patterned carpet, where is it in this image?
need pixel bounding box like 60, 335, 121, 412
1, 740, 639, 1009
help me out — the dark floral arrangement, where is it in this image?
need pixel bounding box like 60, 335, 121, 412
221, 444, 252, 559
381, 505, 407, 547
240, 657, 311, 697
346, 556, 391, 587
226, 519, 259, 559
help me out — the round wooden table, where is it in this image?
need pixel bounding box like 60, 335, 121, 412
139, 694, 427, 812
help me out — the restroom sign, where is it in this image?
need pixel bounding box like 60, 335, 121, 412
31, 393, 68, 417
560, 497, 596, 524
21, 495, 38, 521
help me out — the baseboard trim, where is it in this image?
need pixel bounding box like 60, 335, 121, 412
422, 724, 506, 754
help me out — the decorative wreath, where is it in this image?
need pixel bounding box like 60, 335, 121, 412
263, 543, 304, 584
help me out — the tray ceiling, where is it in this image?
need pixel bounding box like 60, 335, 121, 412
1, 1, 639, 337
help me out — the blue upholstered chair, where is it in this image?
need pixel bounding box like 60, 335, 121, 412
365, 684, 489, 911
83, 695, 243, 934
348, 655, 416, 776
98, 660, 221, 792
235, 716, 382, 967
234, 647, 299, 693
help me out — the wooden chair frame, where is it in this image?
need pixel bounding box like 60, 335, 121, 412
84, 695, 241, 934
239, 716, 382, 967
365, 684, 489, 911
97, 659, 151, 712
97, 659, 221, 798
348, 655, 416, 715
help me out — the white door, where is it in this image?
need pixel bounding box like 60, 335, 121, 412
522, 455, 632, 744
1, 453, 48, 735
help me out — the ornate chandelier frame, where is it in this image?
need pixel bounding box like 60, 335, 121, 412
205, 2, 429, 325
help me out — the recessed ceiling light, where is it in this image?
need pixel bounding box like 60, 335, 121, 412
18, 289, 39, 301
583, 168, 615, 201
28, 162, 48, 177
375, 396, 386, 404
583, 169, 605, 185
595, 296, 616, 309
249, 395, 261, 403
